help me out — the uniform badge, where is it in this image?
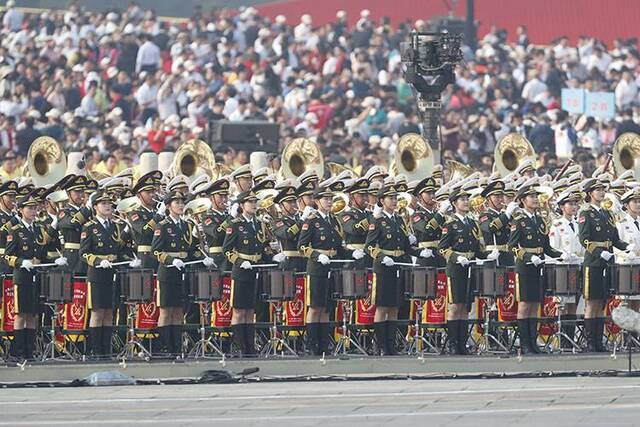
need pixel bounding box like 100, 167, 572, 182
204, 218, 212, 226
596, 226, 601, 231
342, 215, 350, 222
369, 223, 375, 230
442, 227, 448, 233
81, 231, 87, 239
458, 238, 464, 243
131, 214, 139, 221
167, 227, 172, 233
315, 222, 320, 228
275, 221, 284, 227
302, 223, 309, 230
381, 221, 386, 226
5, 235, 11, 242
59, 211, 65, 219
243, 239, 249, 244
527, 234, 532, 239
320, 235, 326, 241
480, 215, 488, 222
579, 216, 586, 224
226, 227, 233, 234
510, 224, 516, 231
386, 234, 392, 238
154, 229, 161, 236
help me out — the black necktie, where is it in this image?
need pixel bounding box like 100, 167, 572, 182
569, 221, 575, 232
635, 220, 640, 231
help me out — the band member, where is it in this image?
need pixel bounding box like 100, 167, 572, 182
152, 191, 212, 355
549, 188, 584, 348
439, 186, 491, 355
508, 182, 562, 354
479, 178, 517, 267
615, 188, 640, 313
6, 190, 66, 360
579, 178, 628, 352
272, 183, 305, 272
80, 190, 137, 357
411, 177, 448, 268
365, 179, 426, 355
230, 164, 253, 195
298, 180, 350, 355
341, 178, 371, 269
59, 175, 92, 276
0, 181, 19, 275
223, 191, 266, 356
202, 178, 232, 270
130, 171, 163, 269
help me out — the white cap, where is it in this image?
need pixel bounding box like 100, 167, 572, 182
301, 14, 312, 24
45, 108, 61, 119
336, 10, 347, 19
304, 112, 318, 124
360, 9, 371, 17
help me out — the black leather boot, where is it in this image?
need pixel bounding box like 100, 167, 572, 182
385, 321, 398, 356
102, 326, 113, 357
89, 327, 103, 357
244, 323, 256, 355
446, 320, 459, 355
457, 320, 469, 355
374, 322, 387, 355
594, 317, 607, 352
584, 318, 597, 352
232, 324, 246, 355
517, 319, 531, 354
529, 318, 542, 354
306, 323, 319, 356
318, 323, 331, 356
24, 329, 36, 360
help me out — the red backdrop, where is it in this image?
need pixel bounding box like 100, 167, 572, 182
256, 0, 640, 45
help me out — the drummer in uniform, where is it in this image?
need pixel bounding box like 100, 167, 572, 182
222, 190, 266, 356
272, 182, 305, 272
5, 190, 67, 360
411, 177, 448, 268
438, 186, 492, 355
201, 178, 232, 270
298, 180, 352, 355
59, 175, 93, 276
80, 189, 138, 357
549, 187, 584, 349
365, 178, 427, 355
478, 178, 517, 267
129, 171, 163, 269
0, 180, 19, 275
340, 177, 371, 270
152, 190, 213, 356
508, 181, 563, 354
614, 187, 640, 313
578, 178, 628, 352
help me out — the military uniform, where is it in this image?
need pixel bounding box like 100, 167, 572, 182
479, 208, 515, 266
59, 185, 92, 276
130, 206, 162, 269
272, 214, 305, 272
0, 180, 19, 274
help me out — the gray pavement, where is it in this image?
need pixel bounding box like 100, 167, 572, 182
0, 376, 638, 426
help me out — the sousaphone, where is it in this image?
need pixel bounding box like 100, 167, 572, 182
390, 133, 433, 181
170, 139, 216, 184
279, 137, 324, 181
612, 132, 640, 178
493, 133, 536, 177
27, 136, 67, 187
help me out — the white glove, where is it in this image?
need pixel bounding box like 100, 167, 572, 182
531, 255, 544, 266
317, 254, 330, 265
156, 202, 166, 216
437, 200, 451, 215
457, 256, 470, 266
408, 234, 417, 245
382, 256, 395, 266
54, 257, 68, 266
600, 250, 613, 261
273, 252, 287, 263
240, 260, 252, 269
300, 205, 314, 221
51, 216, 58, 229
129, 258, 141, 268
560, 251, 571, 262
21, 259, 34, 271
230, 202, 239, 218
627, 243, 636, 253
98, 259, 113, 269
406, 206, 415, 216
505, 201, 519, 217
269, 241, 280, 251
171, 258, 185, 270
487, 250, 500, 261
373, 204, 383, 219
85, 195, 93, 210
476, 259, 485, 266
419, 248, 433, 258
352, 249, 365, 260
202, 256, 215, 267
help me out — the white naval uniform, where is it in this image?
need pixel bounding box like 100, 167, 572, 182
615, 212, 640, 299
549, 216, 584, 304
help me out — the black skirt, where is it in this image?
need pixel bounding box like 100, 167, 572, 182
230, 278, 257, 309
156, 280, 185, 308
88, 281, 114, 310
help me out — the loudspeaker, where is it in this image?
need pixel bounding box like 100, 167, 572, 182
208, 120, 280, 152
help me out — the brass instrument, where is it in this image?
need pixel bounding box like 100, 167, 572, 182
326, 162, 358, 179
279, 138, 324, 181
390, 133, 433, 181
331, 192, 349, 215
170, 139, 217, 184
612, 132, 640, 178
256, 189, 279, 222
446, 159, 474, 182
493, 133, 536, 177
27, 136, 67, 187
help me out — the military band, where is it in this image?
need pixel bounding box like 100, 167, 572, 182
6, 133, 640, 362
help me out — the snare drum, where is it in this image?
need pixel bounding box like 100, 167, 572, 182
40, 270, 73, 303
402, 266, 437, 299
613, 264, 640, 296
472, 263, 507, 297
189, 268, 223, 302
545, 263, 581, 296
260, 269, 296, 301
331, 269, 368, 300
119, 269, 154, 302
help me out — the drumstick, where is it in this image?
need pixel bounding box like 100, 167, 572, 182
394, 262, 416, 267
251, 263, 279, 268
32, 262, 58, 268
329, 259, 355, 263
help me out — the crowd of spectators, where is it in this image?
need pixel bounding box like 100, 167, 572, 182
0, 0, 639, 181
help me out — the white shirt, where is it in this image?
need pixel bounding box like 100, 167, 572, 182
615, 212, 640, 265
549, 216, 584, 258
3, 8, 23, 32
136, 41, 161, 73
615, 78, 638, 109
135, 83, 159, 110
521, 78, 547, 103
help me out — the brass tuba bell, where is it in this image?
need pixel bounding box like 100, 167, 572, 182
613, 132, 640, 178
279, 137, 324, 181
171, 139, 216, 184
493, 133, 536, 177
446, 159, 474, 182
27, 136, 67, 187
391, 133, 433, 181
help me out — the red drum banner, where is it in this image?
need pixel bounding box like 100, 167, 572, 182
423, 273, 447, 324
355, 272, 376, 325
63, 280, 88, 331
497, 272, 518, 322
284, 276, 305, 327
136, 279, 159, 330
211, 275, 232, 328
1, 278, 15, 332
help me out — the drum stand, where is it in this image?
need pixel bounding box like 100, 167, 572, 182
118, 302, 152, 360
478, 298, 510, 354
260, 302, 297, 358
405, 299, 439, 355
333, 300, 368, 356
548, 298, 581, 354
189, 302, 225, 358
41, 302, 75, 361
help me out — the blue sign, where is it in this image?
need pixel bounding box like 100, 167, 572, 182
561, 88, 585, 114
585, 91, 616, 119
